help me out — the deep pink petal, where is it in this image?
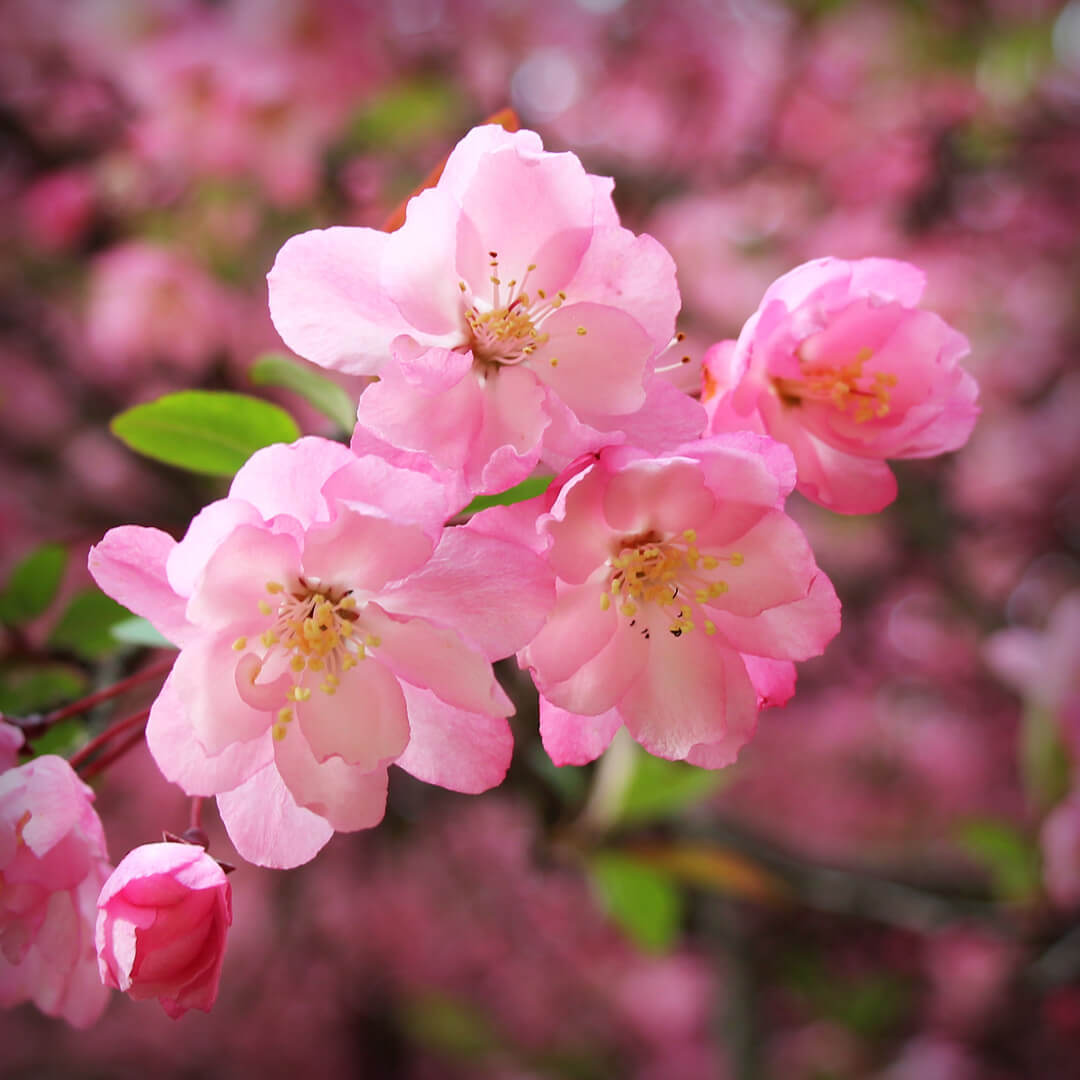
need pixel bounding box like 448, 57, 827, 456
394, 682, 513, 793
741, 655, 797, 710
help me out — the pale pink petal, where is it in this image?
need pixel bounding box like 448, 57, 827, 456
707, 571, 841, 662
437, 125, 545, 201
602, 457, 716, 536
539, 698, 622, 767
267, 226, 411, 374
380, 187, 465, 338
217, 763, 334, 869
273, 732, 388, 832
228, 437, 358, 528
378, 526, 554, 659
362, 606, 511, 717
621, 632, 757, 766
297, 655, 409, 771
147, 663, 273, 795
530, 303, 650, 415
565, 227, 679, 351
300, 509, 434, 593
166, 498, 265, 597
540, 621, 647, 716
470, 365, 550, 494
88, 526, 190, 645
849, 257, 926, 306
395, 682, 513, 793
521, 582, 618, 687
543, 464, 617, 584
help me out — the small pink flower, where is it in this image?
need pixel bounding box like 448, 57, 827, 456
0, 756, 112, 1028
703, 257, 979, 514
89, 437, 553, 868
96, 842, 231, 1019
269, 124, 688, 494
496, 434, 840, 767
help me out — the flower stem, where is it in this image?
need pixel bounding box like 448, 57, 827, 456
44, 657, 174, 728
68, 708, 150, 771
77, 710, 150, 781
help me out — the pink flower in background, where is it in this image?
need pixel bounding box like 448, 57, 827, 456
501, 434, 840, 767
1041, 796, 1080, 908
269, 124, 685, 493
703, 258, 979, 514
96, 842, 231, 1018
89, 437, 553, 869
0, 756, 112, 1028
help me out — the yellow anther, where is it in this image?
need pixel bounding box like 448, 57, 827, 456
557, 291, 567, 300
288, 686, 312, 702
290, 656, 305, 672
339, 595, 356, 609
695, 589, 709, 603
232, 637, 248, 651
272, 725, 288, 742
340, 621, 353, 636
320, 683, 337, 696
265, 581, 284, 594
683, 529, 697, 542
258, 600, 272, 616
729, 552, 744, 567
261, 630, 278, 647
366, 634, 381, 648
576, 326, 587, 336
307, 657, 324, 672
855, 346, 873, 363
704, 620, 716, 636
527, 263, 537, 271
600, 592, 611, 611
702, 556, 719, 570
278, 707, 293, 724
710, 581, 729, 596
459, 281, 467, 292
549, 357, 559, 367
537, 289, 546, 299
620, 602, 637, 617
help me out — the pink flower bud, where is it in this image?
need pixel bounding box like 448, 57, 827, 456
96, 842, 232, 1019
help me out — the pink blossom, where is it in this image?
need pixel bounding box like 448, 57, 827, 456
269, 124, 688, 494
1041, 796, 1080, 908
96, 842, 231, 1018
497, 434, 840, 767
703, 258, 979, 514
0, 755, 112, 1028
89, 437, 554, 868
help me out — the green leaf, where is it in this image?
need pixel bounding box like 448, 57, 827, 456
619, 748, 728, 825
249, 352, 357, 433
346, 81, 460, 150
48, 588, 130, 660
110, 616, 177, 649
31, 718, 85, 759
110, 390, 301, 476
461, 475, 553, 516
0, 543, 67, 625
399, 992, 497, 1059
957, 819, 1042, 903
590, 852, 682, 952
1020, 704, 1072, 812
0, 664, 87, 715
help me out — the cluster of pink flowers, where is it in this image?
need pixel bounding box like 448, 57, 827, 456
3, 122, 978, 1028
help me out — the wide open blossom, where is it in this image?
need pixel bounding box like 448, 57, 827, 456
481, 434, 841, 767
97, 842, 231, 1018
0, 756, 112, 1028
269, 124, 696, 495
703, 257, 979, 514
89, 437, 553, 869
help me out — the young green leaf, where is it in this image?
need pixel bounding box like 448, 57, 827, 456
461, 475, 553, 516
619, 749, 728, 825
0, 543, 67, 625
589, 851, 682, 952
48, 588, 130, 660
249, 352, 357, 433
958, 819, 1042, 903
110, 616, 178, 649
111, 390, 301, 476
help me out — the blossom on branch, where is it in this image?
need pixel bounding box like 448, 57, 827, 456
268, 124, 694, 494
703, 257, 979, 514
483, 434, 841, 767
0, 756, 112, 1028
89, 437, 553, 869
96, 842, 231, 1018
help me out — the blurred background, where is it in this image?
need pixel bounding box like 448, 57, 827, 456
2, 0, 1079, 1076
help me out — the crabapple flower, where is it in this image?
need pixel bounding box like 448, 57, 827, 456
703, 258, 979, 514
268, 124, 689, 494
89, 437, 554, 869
500, 434, 840, 767
0, 756, 112, 1028
96, 842, 231, 1018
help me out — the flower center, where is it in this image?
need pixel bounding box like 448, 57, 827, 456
773, 346, 897, 423
233, 579, 380, 741
600, 529, 743, 639
460, 252, 569, 370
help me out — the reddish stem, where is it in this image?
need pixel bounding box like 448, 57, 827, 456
78, 713, 150, 782
190, 796, 203, 831
44, 657, 174, 728
68, 708, 150, 771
